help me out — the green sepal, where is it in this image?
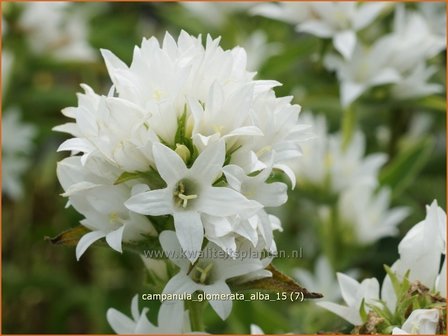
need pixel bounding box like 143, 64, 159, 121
114, 168, 166, 189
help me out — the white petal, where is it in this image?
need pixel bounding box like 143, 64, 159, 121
130, 294, 140, 321
317, 301, 362, 325
106, 225, 125, 253
190, 139, 225, 183
337, 272, 359, 307
134, 310, 156, 334
340, 81, 366, 107
222, 165, 244, 191
392, 327, 408, 335
234, 219, 258, 246
254, 182, 287, 207
354, 3, 389, 30
153, 142, 188, 183
163, 273, 198, 295
299, 20, 334, 37
203, 215, 233, 237
333, 30, 357, 59
159, 230, 190, 270
125, 189, 173, 216
400, 309, 439, 334
158, 301, 185, 332
273, 163, 297, 188
57, 138, 94, 153
222, 126, 263, 139
214, 256, 265, 280
173, 211, 204, 262
76, 230, 106, 260
370, 68, 401, 86
101, 49, 128, 72
203, 281, 232, 320
107, 308, 136, 334
200, 187, 262, 217
250, 324, 265, 335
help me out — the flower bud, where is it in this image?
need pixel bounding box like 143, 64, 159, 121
175, 144, 191, 163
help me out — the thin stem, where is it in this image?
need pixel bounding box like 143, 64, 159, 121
341, 105, 356, 151
186, 297, 205, 332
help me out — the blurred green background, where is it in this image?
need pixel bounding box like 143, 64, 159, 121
2, 2, 445, 334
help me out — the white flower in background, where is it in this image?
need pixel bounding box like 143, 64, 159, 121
294, 256, 341, 302
182, 2, 254, 28
160, 231, 270, 320
252, 2, 390, 59
57, 156, 157, 260
107, 295, 191, 334
337, 185, 409, 244
125, 140, 261, 262
250, 2, 312, 25
394, 200, 446, 289
418, 2, 446, 40
390, 4, 445, 69
325, 3, 445, 106
383, 199, 446, 312
390, 62, 443, 100
2, 109, 37, 200
250, 324, 265, 335
56, 31, 309, 260
317, 273, 380, 325
239, 30, 282, 71
18, 2, 96, 61
324, 39, 401, 107
295, 113, 387, 194
392, 309, 439, 335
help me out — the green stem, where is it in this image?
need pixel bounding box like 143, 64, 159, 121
186, 297, 205, 332
341, 105, 356, 151
318, 205, 338, 272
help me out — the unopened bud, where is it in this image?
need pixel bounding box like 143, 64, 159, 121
175, 144, 191, 163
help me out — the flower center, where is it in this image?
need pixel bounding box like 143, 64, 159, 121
173, 179, 198, 209
191, 262, 214, 284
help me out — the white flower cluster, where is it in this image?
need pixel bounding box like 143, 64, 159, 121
252, 2, 390, 60
18, 2, 96, 61
295, 113, 408, 244
2, 109, 37, 200
318, 200, 446, 334
324, 3, 446, 106
252, 2, 446, 107
55, 31, 310, 323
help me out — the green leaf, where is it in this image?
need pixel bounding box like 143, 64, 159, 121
359, 298, 368, 322
379, 138, 434, 198
231, 264, 323, 299
414, 95, 446, 113
384, 265, 401, 298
